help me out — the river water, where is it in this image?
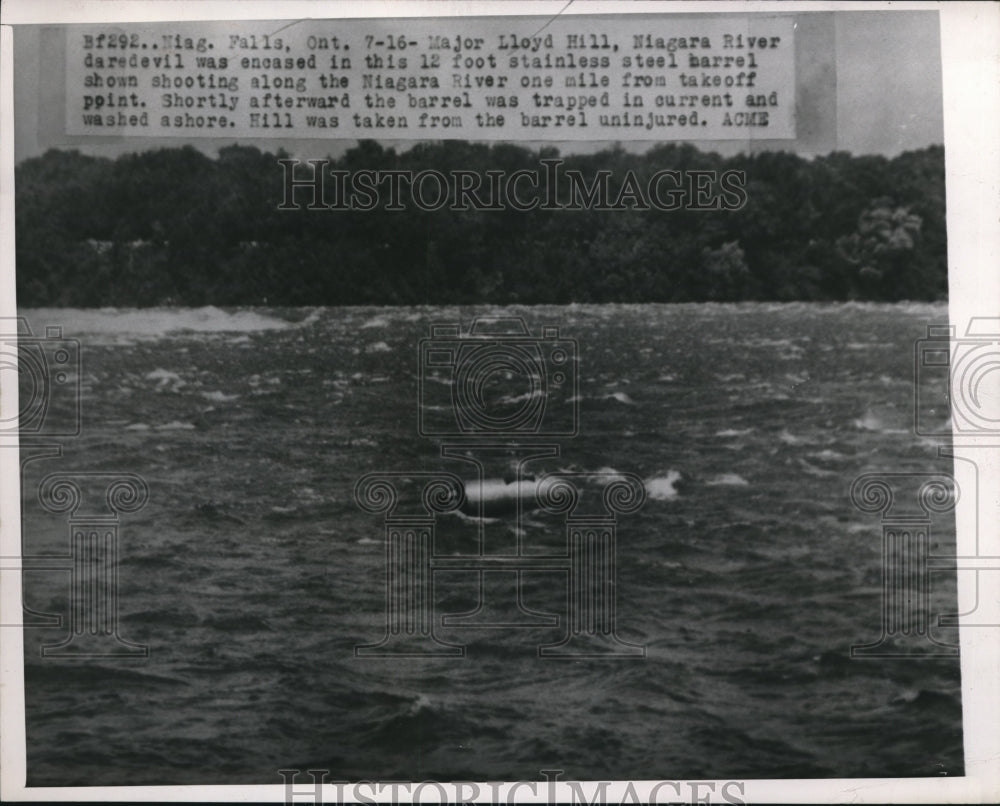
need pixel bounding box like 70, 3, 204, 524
18, 302, 963, 784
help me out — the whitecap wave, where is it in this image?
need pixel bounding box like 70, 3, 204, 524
705, 473, 749, 486
146, 368, 185, 391
853, 410, 909, 434
499, 390, 545, 405
201, 390, 239, 402
778, 429, 804, 445
810, 449, 847, 461
645, 471, 682, 501
20, 306, 313, 346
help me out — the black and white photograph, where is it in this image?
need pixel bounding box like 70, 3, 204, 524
1, 1, 998, 802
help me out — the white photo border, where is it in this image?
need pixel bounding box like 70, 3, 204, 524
1, 1, 997, 802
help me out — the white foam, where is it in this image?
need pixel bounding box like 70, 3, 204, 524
854, 411, 884, 431
20, 306, 312, 346
447, 509, 502, 525
499, 390, 544, 405
606, 391, 634, 405
799, 463, 835, 477
201, 390, 239, 402
778, 429, 804, 445
645, 471, 682, 501
706, 473, 749, 486
747, 338, 799, 349
716, 428, 754, 437
146, 368, 185, 391
408, 694, 433, 715
157, 421, 196, 431
365, 341, 392, 353
853, 411, 908, 434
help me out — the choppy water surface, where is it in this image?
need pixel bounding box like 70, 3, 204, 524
19, 303, 963, 784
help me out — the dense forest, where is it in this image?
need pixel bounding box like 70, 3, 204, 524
14, 141, 947, 306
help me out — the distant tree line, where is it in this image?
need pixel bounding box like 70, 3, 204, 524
14, 141, 947, 306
